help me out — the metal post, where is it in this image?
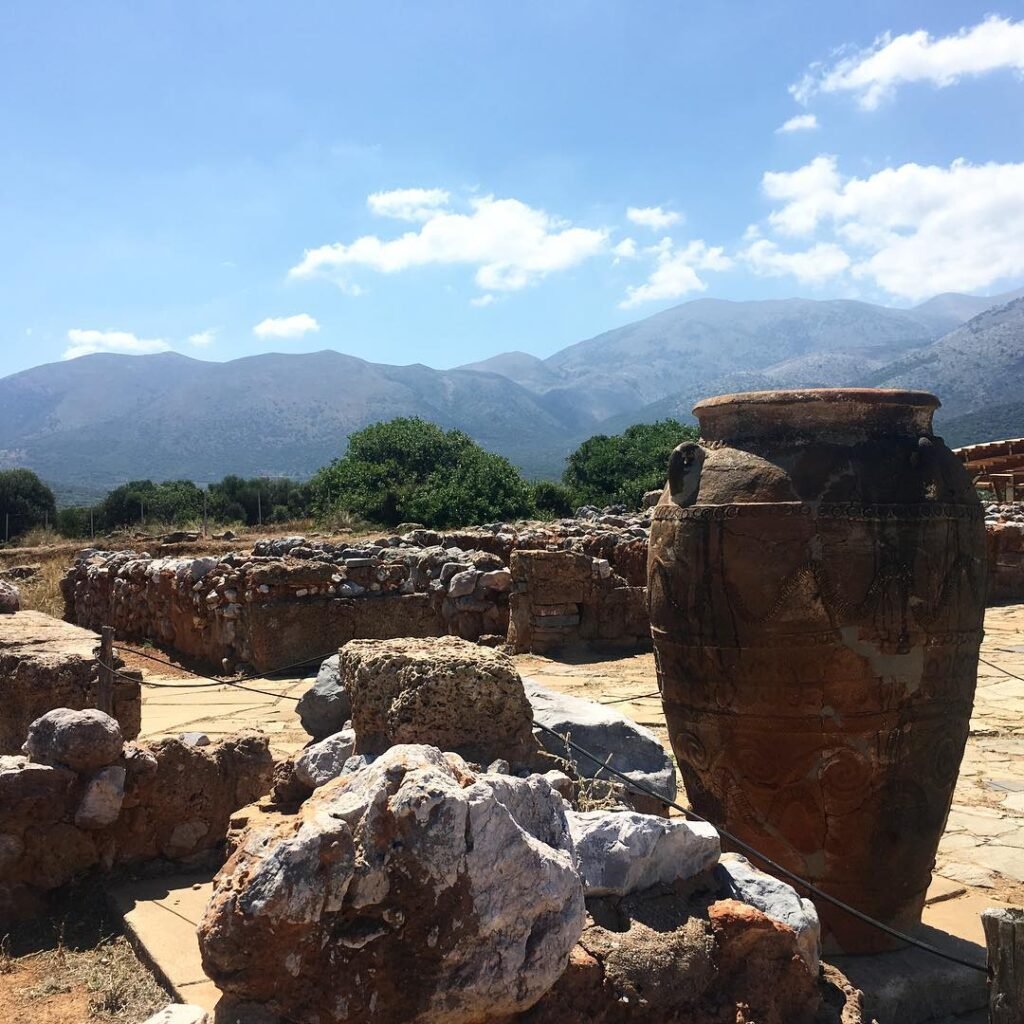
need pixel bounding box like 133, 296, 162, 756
983, 907, 1024, 1024
98, 625, 115, 717
90, 508, 95, 538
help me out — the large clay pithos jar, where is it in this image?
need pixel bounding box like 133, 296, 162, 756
648, 389, 986, 953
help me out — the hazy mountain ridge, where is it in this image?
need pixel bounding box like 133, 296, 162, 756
1, 289, 1022, 491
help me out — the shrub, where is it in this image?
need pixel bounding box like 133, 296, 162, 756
531, 480, 574, 519
0, 468, 57, 540
563, 419, 699, 508
310, 417, 534, 528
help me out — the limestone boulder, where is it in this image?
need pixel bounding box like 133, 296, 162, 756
293, 726, 357, 788
342, 636, 536, 765
296, 654, 351, 740
524, 680, 676, 803
74, 765, 126, 829
0, 580, 20, 613
23, 707, 123, 773
568, 809, 720, 896
199, 744, 585, 1024
714, 852, 821, 973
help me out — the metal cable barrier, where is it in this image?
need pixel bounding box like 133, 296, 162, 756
95, 642, 1022, 974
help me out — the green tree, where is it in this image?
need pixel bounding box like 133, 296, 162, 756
100, 480, 203, 527
562, 419, 699, 508
531, 480, 574, 519
0, 468, 57, 539
310, 417, 534, 528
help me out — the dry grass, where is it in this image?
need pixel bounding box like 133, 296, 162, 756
8, 556, 68, 618
1, 884, 168, 1024
1, 516, 382, 622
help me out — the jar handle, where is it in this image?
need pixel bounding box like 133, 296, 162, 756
668, 442, 707, 506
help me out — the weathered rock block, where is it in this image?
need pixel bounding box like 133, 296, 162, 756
714, 853, 821, 974
199, 744, 585, 1024
293, 727, 356, 788
342, 636, 537, 765
524, 680, 676, 803
567, 809, 719, 896
296, 654, 351, 739
23, 708, 123, 773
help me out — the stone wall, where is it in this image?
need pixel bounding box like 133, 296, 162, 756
507, 549, 650, 654
0, 723, 273, 919
61, 512, 653, 671
986, 521, 1024, 603
0, 610, 141, 754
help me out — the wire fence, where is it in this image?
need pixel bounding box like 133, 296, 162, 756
95, 635, 1019, 975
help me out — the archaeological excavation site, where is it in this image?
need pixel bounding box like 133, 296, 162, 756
2, 389, 1024, 1024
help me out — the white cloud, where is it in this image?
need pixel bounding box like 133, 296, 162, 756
792, 16, 1024, 109
776, 113, 819, 133
751, 155, 1024, 298
253, 313, 321, 339
612, 238, 638, 260
367, 187, 451, 222
290, 193, 609, 294
63, 329, 169, 360
470, 293, 495, 308
188, 328, 217, 347
741, 239, 851, 283
620, 240, 732, 309
626, 205, 682, 231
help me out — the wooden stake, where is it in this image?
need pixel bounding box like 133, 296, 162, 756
983, 907, 1024, 1024
98, 625, 115, 717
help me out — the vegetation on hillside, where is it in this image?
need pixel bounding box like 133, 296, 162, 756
3, 416, 696, 540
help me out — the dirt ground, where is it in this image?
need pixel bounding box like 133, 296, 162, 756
0, 885, 167, 1024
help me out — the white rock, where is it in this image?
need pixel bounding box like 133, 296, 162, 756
714, 853, 820, 973
567, 809, 720, 896
199, 744, 584, 1024
74, 765, 127, 829
447, 569, 480, 597
479, 568, 513, 592
524, 680, 676, 802
293, 727, 357, 788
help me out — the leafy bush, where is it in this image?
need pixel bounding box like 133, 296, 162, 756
531, 480, 574, 519
310, 417, 534, 528
100, 479, 204, 528
563, 419, 699, 508
0, 468, 57, 540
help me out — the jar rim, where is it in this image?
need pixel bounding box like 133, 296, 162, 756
693, 388, 940, 416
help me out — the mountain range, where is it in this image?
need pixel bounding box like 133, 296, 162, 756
1, 287, 1022, 495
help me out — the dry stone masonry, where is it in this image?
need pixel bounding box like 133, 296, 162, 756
0, 610, 141, 754
0, 708, 273, 918
61, 511, 654, 671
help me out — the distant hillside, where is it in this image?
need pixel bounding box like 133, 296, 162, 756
1, 288, 1021, 491
863, 296, 1024, 441
0, 350, 581, 487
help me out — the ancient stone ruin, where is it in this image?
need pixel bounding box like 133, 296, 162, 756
195, 636, 847, 1024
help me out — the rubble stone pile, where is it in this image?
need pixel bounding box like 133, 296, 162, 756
61, 508, 655, 671
193, 635, 857, 1024
985, 504, 1024, 602
0, 707, 273, 917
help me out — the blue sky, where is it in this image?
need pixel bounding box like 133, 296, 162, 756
2, 1, 1023, 376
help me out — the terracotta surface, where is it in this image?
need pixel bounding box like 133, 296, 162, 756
648, 388, 988, 952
